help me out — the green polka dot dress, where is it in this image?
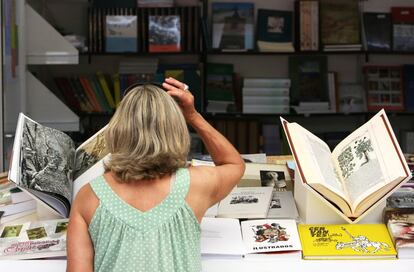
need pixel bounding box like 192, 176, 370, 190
88, 168, 201, 272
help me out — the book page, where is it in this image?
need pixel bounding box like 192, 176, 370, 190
289, 123, 346, 198
9, 113, 75, 208
332, 110, 410, 212
74, 125, 108, 180
200, 217, 245, 257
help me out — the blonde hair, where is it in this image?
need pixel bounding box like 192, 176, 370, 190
104, 84, 190, 182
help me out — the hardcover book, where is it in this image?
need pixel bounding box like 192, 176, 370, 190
241, 219, 302, 258
281, 109, 412, 220
320, 0, 361, 50
392, 7, 414, 52
8, 113, 108, 218
299, 224, 397, 259
256, 9, 294, 52
0, 218, 68, 259
217, 186, 273, 219
363, 12, 391, 51
148, 15, 181, 52
211, 2, 254, 51
387, 217, 414, 259
105, 15, 138, 53
289, 56, 328, 106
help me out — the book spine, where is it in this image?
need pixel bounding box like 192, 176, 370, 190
242, 87, 290, 96
96, 72, 116, 109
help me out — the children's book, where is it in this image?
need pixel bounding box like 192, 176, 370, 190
8, 113, 108, 218
298, 224, 397, 259
281, 109, 412, 220
0, 218, 68, 259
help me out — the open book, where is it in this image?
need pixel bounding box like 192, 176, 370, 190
281, 109, 412, 219
8, 113, 108, 218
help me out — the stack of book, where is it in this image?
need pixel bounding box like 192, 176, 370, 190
242, 78, 290, 114
0, 182, 37, 225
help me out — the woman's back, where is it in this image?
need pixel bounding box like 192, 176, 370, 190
89, 168, 201, 272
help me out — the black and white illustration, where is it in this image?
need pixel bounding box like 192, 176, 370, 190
260, 170, 287, 190
20, 118, 75, 203
230, 195, 258, 204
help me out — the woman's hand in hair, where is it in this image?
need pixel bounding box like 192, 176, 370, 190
163, 77, 198, 123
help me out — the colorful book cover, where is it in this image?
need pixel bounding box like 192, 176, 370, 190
299, 224, 397, 259
241, 219, 302, 254
320, 0, 361, 46
392, 7, 414, 51
105, 15, 138, 53
363, 12, 391, 51
148, 15, 181, 52
211, 2, 254, 51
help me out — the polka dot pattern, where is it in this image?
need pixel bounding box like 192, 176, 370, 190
88, 168, 201, 272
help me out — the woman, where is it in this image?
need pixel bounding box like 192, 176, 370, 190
67, 77, 245, 272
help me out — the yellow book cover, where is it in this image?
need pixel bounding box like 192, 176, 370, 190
298, 224, 397, 259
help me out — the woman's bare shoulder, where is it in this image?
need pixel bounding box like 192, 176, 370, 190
72, 183, 99, 224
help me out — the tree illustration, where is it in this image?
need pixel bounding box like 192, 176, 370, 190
338, 146, 355, 179
354, 137, 373, 166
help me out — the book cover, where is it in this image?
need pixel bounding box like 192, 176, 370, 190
256, 9, 294, 52
266, 191, 299, 221
211, 2, 254, 51
0, 219, 68, 259
241, 219, 301, 255
148, 15, 181, 52
387, 218, 414, 259
217, 187, 273, 219
392, 7, 414, 51
289, 56, 328, 105
105, 15, 138, 53
206, 63, 234, 102
364, 65, 405, 111
299, 224, 397, 259
320, 0, 361, 47
363, 12, 391, 51
8, 113, 108, 218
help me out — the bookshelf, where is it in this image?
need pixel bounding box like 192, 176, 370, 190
4, 0, 414, 164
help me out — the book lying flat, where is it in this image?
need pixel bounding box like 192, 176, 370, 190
299, 224, 397, 260
281, 109, 412, 219
217, 187, 273, 219
200, 217, 301, 259
241, 219, 302, 259
8, 113, 108, 218
0, 218, 68, 259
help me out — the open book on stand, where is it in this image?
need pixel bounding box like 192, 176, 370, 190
281, 109, 411, 220
8, 113, 108, 218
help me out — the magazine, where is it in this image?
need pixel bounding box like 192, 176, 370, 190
8, 113, 108, 218
0, 218, 68, 259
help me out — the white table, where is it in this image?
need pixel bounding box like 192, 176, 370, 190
1, 259, 414, 272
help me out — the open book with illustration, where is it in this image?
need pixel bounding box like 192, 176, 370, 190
8, 113, 108, 218
281, 109, 412, 219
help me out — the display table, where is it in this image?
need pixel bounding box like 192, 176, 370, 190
0, 258, 414, 272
